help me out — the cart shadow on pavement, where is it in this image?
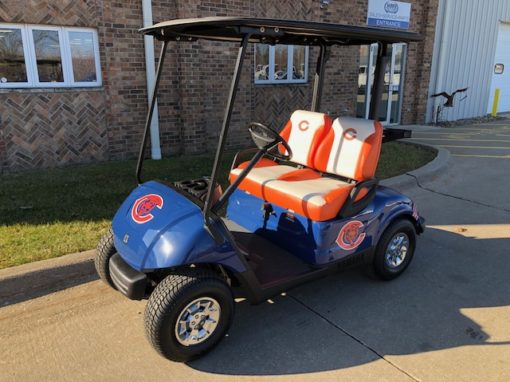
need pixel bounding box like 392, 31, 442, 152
189, 226, 510, 375
0, 260, 97, 307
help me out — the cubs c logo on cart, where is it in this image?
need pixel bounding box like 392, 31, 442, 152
336, 220, 366, 250
131, 194, 164, 224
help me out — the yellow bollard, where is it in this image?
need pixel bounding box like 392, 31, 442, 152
492, 88, 501, 117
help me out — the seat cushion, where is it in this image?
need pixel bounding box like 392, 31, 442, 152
235, 158, 278, 170
230, 166, 354, 221
230, 165, 297, 187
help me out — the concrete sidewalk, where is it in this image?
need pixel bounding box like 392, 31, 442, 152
1, 120, 510, 381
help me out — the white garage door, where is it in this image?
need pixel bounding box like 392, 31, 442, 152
488, 23, 510, 113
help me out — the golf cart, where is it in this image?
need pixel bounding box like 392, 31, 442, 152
95, 17, 425, 362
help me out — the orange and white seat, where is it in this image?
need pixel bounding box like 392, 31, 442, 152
278, 110, 332, 167
230, 111, 383, 221
230, 109, 332, 182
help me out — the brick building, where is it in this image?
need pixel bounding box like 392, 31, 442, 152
0, 0, 438, 173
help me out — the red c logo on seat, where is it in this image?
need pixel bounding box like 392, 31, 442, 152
131, 194, 164, 224
298, 120, 309, 131
343, 128, 357, 140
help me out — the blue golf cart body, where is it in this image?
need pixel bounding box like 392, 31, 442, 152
96, 17, 425, 361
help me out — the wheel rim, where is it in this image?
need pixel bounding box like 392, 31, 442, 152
384, 232, 410, 268
174, 297, 221, 346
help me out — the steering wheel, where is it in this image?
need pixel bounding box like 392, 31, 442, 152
248, 122, 292, 161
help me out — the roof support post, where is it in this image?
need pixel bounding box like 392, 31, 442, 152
369, 42, 390, 120
311, 43, 329, 112
136, 40, 169, 184
212, 149, 265, 214
203, 34, 250, 224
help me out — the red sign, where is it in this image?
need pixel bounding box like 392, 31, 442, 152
336, 220, 366, 250
131, 194, 164, 224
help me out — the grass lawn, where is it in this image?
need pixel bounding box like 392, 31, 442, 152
0, 142, 435, 269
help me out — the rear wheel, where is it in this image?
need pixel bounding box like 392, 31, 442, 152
95, 227, 117, 289
373, 219, 416, 280
144, 268, 234, 362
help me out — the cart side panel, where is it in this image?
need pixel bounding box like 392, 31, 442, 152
226, 186, 415, 265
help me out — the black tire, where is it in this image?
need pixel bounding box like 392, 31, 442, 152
144, 268, 234, 362
95, 227, 117, 289
373, 219, 416, 280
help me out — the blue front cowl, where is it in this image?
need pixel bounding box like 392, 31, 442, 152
111, 181, 204, 271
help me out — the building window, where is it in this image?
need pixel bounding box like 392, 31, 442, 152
0, 26, 28, 83
31, 27, 65, 83
0, 24, 101, 88
254, 44, 308, 84
68, 30, 98, 83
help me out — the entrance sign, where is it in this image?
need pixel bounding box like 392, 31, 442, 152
367, 0, 411, 30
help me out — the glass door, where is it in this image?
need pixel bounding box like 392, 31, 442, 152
356, 43, 407, 125
388, 44, 406, 124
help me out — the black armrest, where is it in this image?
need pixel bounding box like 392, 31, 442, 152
338, 177, 378, 218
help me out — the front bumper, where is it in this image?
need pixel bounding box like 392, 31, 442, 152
109, 254, 147, 300
416, 216, 426, 234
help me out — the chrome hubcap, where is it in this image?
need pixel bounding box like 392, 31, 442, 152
175, 297, 221, 346
385, 232, 409, 268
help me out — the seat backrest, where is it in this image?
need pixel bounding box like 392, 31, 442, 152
279, 110, 332, 167
314, 117, 383, 181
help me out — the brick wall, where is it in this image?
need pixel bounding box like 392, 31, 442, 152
0, 90, 107, 169
100, 1, 147, 159
0, 124, 6, 170
0, 0, 438, 172
0, 0, 109, 172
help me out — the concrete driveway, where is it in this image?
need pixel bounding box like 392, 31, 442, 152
1, 120, 510, 381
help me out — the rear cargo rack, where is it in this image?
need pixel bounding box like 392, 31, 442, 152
382, 128, 412, 143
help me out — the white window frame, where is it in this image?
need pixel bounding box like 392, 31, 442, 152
254, 44, 309, 85
64, 27, 102, 87
0, 23, 101, 88
27, 24, 67, 87
0, 23, 32, 88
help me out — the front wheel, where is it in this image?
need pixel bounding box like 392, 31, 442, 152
373, 219, 416, 280
144, 268, 234, 362
95, 227, 117, 289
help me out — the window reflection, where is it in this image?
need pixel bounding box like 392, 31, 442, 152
254, 44, 308, 84
356, 45, 370, 118
69, 31, 97, 82
32, 29, 64, 82
292, 45, 306, 80
255, 44, 269, 81
0, 28, 27, 83
274, 45, 287, 80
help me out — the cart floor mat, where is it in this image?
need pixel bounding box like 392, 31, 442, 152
228, 227, 313, 287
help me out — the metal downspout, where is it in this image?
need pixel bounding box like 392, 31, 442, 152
142, 0, 162, 159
